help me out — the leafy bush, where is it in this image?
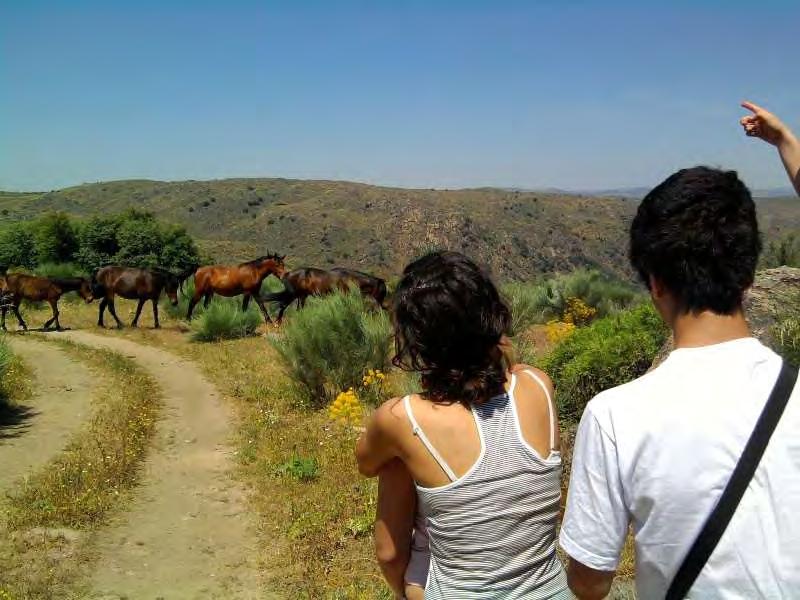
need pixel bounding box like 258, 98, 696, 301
270, 289, 392, 408
761, 232, 800, 269
540, 302, 669, 422
0, 336, 11, 408
190, 300, 263, 342
775, 317, 800, 368
33, 212, 77, 265
503, 269, 641, 335
0, 223, 36, 269
33, 262, 88, 279
274, 455, 320, 482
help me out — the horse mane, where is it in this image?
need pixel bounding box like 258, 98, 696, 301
238, 252, 284, 267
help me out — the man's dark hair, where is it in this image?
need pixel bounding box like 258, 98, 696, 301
392, 251, 511, 406
630, 166, 761, 315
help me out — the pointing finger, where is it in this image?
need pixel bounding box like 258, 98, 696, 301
741, 100, 764, 115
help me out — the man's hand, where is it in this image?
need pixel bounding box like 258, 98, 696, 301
740, 101, 791, 147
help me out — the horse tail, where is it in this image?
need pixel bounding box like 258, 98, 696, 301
90, 270, 106, 298
375, 278, 388, 308
176, 264, 199, 293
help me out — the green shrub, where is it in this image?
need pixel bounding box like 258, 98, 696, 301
0, 336, 11, 407
190, 300, 263, 342
33, 262, 88, 279
503, 269, 641, 334
33, 212, 77, 265
761, 233, 800, 269
274, 455, 320, 482
775, 318, 800, 368
270, 289, 392, 408
0, 222, 36, 269
540, 302, 669, 422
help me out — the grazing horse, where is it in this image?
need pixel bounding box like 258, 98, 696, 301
264, 266, 387, 322
92, 265, 190, 329
0, 273, 94, 331
187, 254, 287, 325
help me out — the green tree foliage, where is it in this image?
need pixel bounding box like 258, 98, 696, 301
540, 302, 669, 422
2, 210, 201, 274
0, 223, 36, 269
33, 212, 77, 265
270, 289, 392, 408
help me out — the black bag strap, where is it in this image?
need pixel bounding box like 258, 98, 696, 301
666, 361, 798, 600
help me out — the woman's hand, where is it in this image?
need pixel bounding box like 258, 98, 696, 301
740, 101, 800, 197
740, 101, 792, 147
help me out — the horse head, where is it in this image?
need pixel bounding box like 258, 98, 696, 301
251, 253, 287, 279
78, 278, 95, 304
163, 273, 181, 306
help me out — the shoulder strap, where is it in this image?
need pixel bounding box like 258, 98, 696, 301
666, 361, 798, 600
403, 395, 458, 482
520, 370, 558, 451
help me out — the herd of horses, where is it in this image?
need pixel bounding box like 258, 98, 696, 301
0, 253, 388, 332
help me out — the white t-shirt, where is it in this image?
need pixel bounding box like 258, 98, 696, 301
559, 338, 800, 599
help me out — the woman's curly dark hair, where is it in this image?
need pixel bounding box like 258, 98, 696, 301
392, 251, 511, 406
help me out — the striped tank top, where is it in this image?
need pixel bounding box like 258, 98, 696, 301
404, 371, 569, 599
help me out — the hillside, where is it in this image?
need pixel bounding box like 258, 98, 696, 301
1, 179, 798, 281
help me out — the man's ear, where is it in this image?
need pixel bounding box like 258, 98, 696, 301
648, 274, 667, 299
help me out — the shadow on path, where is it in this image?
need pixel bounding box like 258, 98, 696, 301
0, 402, 38, 440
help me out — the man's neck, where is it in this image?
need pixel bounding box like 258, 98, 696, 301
671, 308, 751, 349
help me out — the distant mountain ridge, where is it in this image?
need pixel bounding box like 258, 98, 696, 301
1, 178, 798, 282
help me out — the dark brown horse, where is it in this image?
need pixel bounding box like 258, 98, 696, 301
264, 266, 387, 322
187, 254, 287, 324
92, 266, 191, 328
0, 273, 94, 331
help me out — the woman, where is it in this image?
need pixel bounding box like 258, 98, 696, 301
356, 251, 569, 598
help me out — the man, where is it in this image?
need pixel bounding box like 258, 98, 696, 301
560, 166, 799, 598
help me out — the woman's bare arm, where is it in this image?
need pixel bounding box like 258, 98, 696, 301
374, 459, 416, 598
741, 101, 800, 197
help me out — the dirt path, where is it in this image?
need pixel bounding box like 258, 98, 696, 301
59, 331, 275, 600
0, 336, 94, 493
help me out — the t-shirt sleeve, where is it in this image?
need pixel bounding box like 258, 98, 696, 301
559, 402, 629, 571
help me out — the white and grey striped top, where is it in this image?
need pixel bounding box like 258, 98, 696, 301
406, 371, 570, 599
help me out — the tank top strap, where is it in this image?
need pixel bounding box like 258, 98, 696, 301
403, 395, 458, 482
518, 370, 558, 451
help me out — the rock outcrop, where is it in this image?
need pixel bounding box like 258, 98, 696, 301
651, 266, 800, 368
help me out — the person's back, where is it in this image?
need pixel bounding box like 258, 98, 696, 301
356, 251, 569, 598
565, 338, 800, 597
561, 166, 799, 599
412, 370, 567, 598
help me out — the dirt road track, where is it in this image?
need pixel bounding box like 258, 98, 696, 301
58, 331, 276, 600
0, 336, 94, 493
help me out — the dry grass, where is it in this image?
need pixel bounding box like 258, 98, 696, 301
0, 340, 160, 599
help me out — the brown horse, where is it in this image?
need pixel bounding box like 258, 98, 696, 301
1, 273, 94, 331
264, 266, 387, 322
187, 254, 286, 324
92, 266, 191, 329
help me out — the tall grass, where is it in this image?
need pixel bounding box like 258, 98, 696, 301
540, 302, 668, 422
503, 269, 641, 335
270, 288, 392, 408
0, 335, 12, 408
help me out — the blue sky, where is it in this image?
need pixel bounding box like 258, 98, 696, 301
1, 1, 798, 192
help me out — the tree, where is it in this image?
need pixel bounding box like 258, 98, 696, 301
74, 216, 121, 271
0, 223, 36, 269
34, 212, 77, 264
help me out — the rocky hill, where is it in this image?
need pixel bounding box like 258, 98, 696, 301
1, 179, 798, 282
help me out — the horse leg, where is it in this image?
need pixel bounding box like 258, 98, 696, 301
108, 298, 123, 329
45, 299, 61, 331
13, 301, 27, 331
254, 296, 272, 325
187, 295, 200, 319
152, 299, 160, 329
242, 294, 252, 312
203, 292, 213, 309
98, 298, 108, 327
132, 299, 145, 327
1, 307, 6, 332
